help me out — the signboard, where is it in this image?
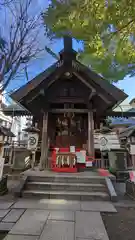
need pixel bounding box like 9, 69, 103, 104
27, 133, 39, 150
99, 135, 109, 151
86, 161, 93, 167
0, 158, 5, 180
76, 152, 85, 163
95, 132, 120, 150
99, 135, 111, 152
70, 146, 75, 153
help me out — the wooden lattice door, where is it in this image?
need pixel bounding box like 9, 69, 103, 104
55, 114, 87, 147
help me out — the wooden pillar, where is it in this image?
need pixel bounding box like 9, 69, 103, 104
39, 112, 48, 170
88, 111, 94, 157
31, 151, 36, 170
131, 155, 135, 169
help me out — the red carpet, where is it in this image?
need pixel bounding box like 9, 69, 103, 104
98, 168, 112, 177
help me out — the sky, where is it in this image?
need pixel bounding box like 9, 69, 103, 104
115, 77, 135, 101
1, 0, 135, 103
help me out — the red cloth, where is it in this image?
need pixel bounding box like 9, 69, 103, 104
98, 169, 112, 177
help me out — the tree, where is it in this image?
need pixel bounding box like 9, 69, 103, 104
0, 0, 13, 5
0, 0, 43, 92
43, 0, 135, 82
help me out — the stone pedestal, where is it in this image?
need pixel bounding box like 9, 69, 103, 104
12, 147, 31, 171
108, 151, 117, 169
126, 180, 135, 199
0, 175, 8, 195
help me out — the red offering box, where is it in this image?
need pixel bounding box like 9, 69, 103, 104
51, 147, 89, 172
59, 148, 69, 152
51, 147, 77, 172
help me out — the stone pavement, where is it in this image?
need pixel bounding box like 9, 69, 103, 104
0, 199, 117, 240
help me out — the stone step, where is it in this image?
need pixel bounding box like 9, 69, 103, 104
22, 190, 109, 201
26, 181, 106, 192
28, 175, 105, 184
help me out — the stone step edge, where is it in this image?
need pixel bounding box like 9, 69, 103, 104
23, 190, 109, 197
27, 182, 106, 187
27, 175, 105, 179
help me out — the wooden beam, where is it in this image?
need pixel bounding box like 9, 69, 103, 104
64, 36, 72, 52
26, 68, 64, 104
74, 71, 95, 92
49, 108, 89, 113
49, 97, 87, 104
73, 72, 111, 104
46, 68, 65, 89
26, 89, 45, 104
98, 93, 111, 104
89, 90, 96, 101
26, 93, 39, 104
88, 111, 95, 157
39, 112, 48, 170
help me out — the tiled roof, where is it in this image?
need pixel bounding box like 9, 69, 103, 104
127, 108, 135, 112
119, 125, 135, 138
0, 126, 15, 137
110, 117, 135, 126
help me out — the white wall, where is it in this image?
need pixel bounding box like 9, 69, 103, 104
0, 93, 28, 142
130, 99, 135, 108
94, 132, 121, 150
10, 116, 27, 142
114, 99, 131, 112
0, 93, 12, 130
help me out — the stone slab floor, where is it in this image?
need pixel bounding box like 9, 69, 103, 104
0, 198, 117, 240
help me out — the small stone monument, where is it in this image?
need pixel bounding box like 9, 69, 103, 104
23, 126, 40, 170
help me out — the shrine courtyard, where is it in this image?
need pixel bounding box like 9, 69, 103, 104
0, 192, 134, 240
0, 170, 133, 240
1, 36, 135, 239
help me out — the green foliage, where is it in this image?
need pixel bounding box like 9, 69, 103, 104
43, 0, 135, 81
109, 167, 117, 176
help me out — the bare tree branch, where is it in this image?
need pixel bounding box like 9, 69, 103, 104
0, 0, 14, 6
0, 0, 43, 92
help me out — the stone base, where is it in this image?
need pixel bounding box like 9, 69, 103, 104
126, 180, 135, 199
0, 175, 8, 195
116, 170, 130, 182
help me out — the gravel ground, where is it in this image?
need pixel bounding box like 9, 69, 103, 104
102, 207, 135, 240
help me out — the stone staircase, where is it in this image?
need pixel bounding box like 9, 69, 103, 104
22, 174, 111, 201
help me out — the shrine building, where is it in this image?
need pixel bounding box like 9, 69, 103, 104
5, 37, 128, 172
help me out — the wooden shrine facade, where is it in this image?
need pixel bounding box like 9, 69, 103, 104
9, 37, 127, 169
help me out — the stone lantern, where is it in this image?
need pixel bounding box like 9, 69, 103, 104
119, 126, 135, 173
23, 126, 40, 170
0, 126, 15, 155
0, 126, 15, 195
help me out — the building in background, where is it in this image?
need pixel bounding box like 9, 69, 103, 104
108, 98, 135, 134
0, 93, 12, 131
0, 93, 27, 143
113, 99, 131, 112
